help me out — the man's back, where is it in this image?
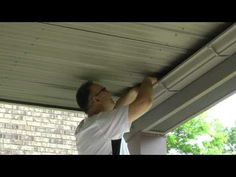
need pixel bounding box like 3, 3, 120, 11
75, 106, 131, 155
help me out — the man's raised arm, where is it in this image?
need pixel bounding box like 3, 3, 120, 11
128, 76, 158, 124
114, 86, 140, 109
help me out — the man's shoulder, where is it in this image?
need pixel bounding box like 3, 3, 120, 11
101, 106, 127, 116
111, 106, 129, 114
76, 106, 128, 131
75, 119, 85, 135
75, 114, 101, 133
95, 106, 129, 123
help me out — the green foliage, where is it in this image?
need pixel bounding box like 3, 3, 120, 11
224, 122, 236, 154
167, 113, 231, 155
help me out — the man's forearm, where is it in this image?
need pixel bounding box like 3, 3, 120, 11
135, 77, 155, 103
114, 77, 157, 109
114, 86, 139, 108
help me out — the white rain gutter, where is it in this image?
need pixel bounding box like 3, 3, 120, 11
126, 23, 236, 141
152, 23, 236, 109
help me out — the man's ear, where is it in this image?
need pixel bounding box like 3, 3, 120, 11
92, 96, 100, 103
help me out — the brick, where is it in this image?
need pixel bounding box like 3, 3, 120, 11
48, 144, 58, 148
4, 134, 11, 139
55, 115, 64, 120
18, 106, 26, 111
32, 112, 41, 117
12, 110, 20, 114
37, 147, 45, 152
24, 125, 31, 131
0, 150, 10, 154
50, 134, 61, 138
0, 103, 84, 155
63, 112, 69, 116
18, 125, 25, 129
69, 117, 84, 122
5, 124, 13, 129
12, 124, 19, 129
44, 109, 51, 114
12, 115, 23, 120
12, 140, 22, 145
34, 137, 49, 143
16, 129, 23, 134
67, 150, 78, 154
23, 135, 33, 141
15, 150, 25, 154
50, 119, 61, 124
36, 127, 46, 132
41, 143, 48, 147
70, 127, 76, 131
41, 122, 56, 128
63, 120, 79, 126
32, 117, 42, 122
42, 118, 49, 123
39, 132, 47, 137
33, 132, 42, 136
12, 105, 18, 109
21, 146, 34, 151
60, 125, 71, 130
3, 144, 19, 150
32, 142, 42, 146
26, 151, 40, 155
23, 131, 29, 135
41, 113, 50, 118
27, 121, 41, 127
0, 108, 6, 113
56, 144, 71, 149
12, 134, 20, 140
45, 150, 55, 154
55, 139, 63, 144
4, 114, 12, 119
11, 119, 26, 125
51, 129, 60, 134
41, 152, 53, 155
4, 105, 12, 109
63, 130, 72, 135
24, 116, 33, 121
6, 109, 13, 114
30, 126, 36, 131
26, 112, 32, 116
54, 110, 62, 114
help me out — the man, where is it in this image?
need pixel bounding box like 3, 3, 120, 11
75, 76, 158, 155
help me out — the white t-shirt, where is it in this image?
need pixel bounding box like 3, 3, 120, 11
75, 106, 131, 155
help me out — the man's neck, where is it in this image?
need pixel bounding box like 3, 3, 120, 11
88, 104, 114, 117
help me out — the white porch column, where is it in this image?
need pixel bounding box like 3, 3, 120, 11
127, 133, 167, 155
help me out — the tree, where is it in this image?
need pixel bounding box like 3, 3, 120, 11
167, 113, 228, 155
201, 119, 228, 154
224, 122, 236, 154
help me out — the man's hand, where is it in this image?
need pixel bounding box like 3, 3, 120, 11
128, 76, 158, 123
114, 85, 139, 109
114, 76, 158, 110
146, 76, 158, 86
128, 85, 139, 97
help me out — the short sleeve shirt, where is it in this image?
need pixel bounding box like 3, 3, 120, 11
75, 106, 131, 155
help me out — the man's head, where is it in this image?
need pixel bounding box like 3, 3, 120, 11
76, 81, 115, 114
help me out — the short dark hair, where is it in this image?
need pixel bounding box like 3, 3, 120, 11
76, 81, 93, 113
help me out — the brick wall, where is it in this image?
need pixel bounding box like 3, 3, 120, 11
0, 102, 86, 155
